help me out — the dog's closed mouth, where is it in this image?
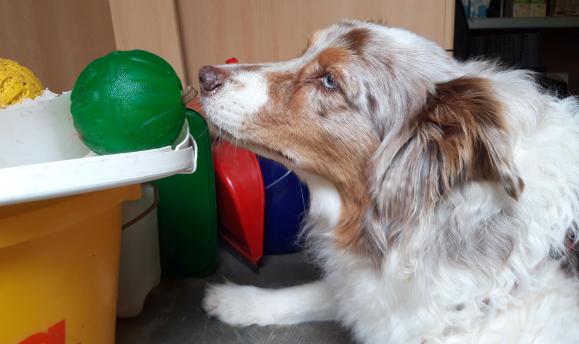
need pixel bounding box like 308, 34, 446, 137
240, 140, 295, 164
209, 122, 294, 164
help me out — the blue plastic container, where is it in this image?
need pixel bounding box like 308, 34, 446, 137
258, 157, 309, 254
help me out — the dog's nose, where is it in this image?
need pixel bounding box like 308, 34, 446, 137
199, 66, 229, 93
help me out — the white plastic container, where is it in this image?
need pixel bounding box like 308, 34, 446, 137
118, 183, 161, 317
0, 92, 196, 206
0, 91, 90, 169
0, 92, 197, 320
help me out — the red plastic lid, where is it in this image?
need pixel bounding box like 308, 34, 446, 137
225, 57, 239, 64
212, 141, 264, 265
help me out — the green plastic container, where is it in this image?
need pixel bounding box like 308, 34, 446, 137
156, 109, 217, 278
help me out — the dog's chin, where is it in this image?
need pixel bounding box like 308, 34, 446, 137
207, 121, 296, 169
244, 142, 295, 167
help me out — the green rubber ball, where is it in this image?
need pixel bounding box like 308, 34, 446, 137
71, 50, 185, 155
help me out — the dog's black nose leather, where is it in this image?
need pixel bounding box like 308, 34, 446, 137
199, 66, 228, 93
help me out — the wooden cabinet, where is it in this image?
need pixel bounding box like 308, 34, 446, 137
0, 0, 454, 91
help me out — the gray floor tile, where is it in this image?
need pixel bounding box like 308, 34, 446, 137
116, 249, 353, 344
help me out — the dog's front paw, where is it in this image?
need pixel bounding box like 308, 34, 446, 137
202, 283, 276, 327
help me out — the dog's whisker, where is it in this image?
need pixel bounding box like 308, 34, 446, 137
194, 126, 209, 140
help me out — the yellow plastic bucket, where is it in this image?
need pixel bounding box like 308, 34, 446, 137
0, 185, 141, 344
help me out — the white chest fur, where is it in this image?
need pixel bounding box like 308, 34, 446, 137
299, 172, 342, 228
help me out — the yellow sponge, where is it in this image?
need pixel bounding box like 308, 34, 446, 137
0, 58, 43, 107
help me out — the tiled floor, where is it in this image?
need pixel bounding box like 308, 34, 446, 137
116, 249, 353, 344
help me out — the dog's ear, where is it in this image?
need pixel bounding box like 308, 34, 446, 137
371, 77, 523, 228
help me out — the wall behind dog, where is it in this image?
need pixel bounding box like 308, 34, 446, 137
0, 0, 188, 93
0, 0, 454, 94
177, 0, 455, 88
0, 0, 117, 93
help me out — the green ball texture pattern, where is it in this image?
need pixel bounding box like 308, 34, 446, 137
71, 50, 185, 155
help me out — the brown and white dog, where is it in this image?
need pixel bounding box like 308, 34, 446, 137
199, 20, 579, 343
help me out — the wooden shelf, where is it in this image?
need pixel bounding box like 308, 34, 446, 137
468, 16, 579, 30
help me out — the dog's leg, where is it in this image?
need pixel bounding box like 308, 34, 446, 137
202, 280, 336, 326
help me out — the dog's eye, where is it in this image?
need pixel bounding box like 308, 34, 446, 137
321, 73, 337, 89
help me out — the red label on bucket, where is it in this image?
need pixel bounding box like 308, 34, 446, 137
19, 320, 65, 344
